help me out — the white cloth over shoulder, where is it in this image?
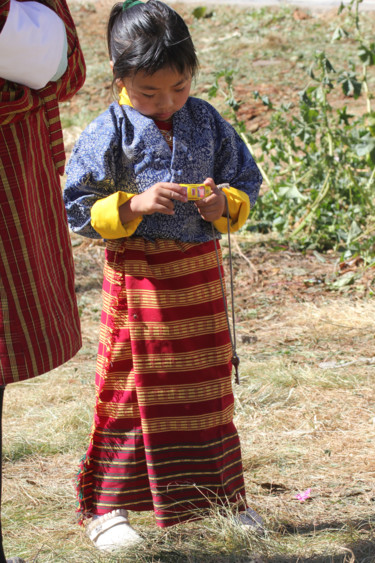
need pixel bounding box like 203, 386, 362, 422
0, 0, 67, 89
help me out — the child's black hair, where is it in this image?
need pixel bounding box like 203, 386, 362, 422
107, 0, 199, 82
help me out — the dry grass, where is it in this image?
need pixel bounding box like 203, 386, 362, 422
2, 234, 375, 562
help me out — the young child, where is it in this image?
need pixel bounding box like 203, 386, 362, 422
64, 0, 263, 551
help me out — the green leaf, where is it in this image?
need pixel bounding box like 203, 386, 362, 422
277, 186, 307, 201
207, 85, 218, 99
354, 134, 375, 157
358, 43, 375, 66
325, 58, 336, 74
315, 86, 326, 103
331, 271, 356, 289
307, 64, 316, 80
338, 72, 362, 99
256, 94, 272, 108
226, 97, 240, 112
272, 216, 286, 230
331, 26, 348, 42
192, 6, 207, 19
348, 221, 362, 242
337, 106, 354, 125
367, 147, 375, 165
303, 108, 319, 123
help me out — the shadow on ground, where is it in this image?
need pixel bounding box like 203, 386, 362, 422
269, 517, 375, 563
267, 539, 375, 562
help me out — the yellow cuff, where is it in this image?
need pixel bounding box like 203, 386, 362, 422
213, 186, 250, 233
91, 192, 142, 239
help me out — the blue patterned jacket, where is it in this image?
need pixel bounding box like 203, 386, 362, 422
64, 96, 262, 242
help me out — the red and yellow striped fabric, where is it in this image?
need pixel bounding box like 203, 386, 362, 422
0, 0, 85, 384
76, 238, 247, 527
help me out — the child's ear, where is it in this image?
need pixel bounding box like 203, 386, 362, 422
110, 61, 125, 90
115, 77, 125, 90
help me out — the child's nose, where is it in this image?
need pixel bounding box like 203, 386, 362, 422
160, 93, 174, 109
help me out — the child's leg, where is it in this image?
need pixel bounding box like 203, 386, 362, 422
76, 243, 152, 549
124, 238, 248, 526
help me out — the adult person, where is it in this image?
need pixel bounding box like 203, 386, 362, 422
0, 0, 85, 560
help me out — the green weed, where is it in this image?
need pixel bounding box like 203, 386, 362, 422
209, 0, 375, 263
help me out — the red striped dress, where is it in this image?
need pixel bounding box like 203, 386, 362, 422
76, 235, 247, 527
0, 0, 85, 384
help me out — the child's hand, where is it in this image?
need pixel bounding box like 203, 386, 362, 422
194, 178, 226, 222
120, 182, 188, 222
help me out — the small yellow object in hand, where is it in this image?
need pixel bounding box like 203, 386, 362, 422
179, 184, 211, 200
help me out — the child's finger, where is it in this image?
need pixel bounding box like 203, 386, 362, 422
203, 177, 216, 190
163, 184, 188, 202
195, 189, 222, 207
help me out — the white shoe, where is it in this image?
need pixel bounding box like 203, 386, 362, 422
86, 509, 143, 551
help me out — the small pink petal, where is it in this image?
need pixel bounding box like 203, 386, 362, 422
295, 488, 311, 502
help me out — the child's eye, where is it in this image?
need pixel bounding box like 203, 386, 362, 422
142, 93, 155, 98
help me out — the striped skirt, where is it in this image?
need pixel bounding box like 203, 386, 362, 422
76, 237, 247, 528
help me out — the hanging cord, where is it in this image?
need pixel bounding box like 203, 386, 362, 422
212, 184, 240, 385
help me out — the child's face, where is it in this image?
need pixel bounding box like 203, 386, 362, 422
120, 67, 192, 121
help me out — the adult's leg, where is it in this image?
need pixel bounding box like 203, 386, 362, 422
0, 386, 25, 563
